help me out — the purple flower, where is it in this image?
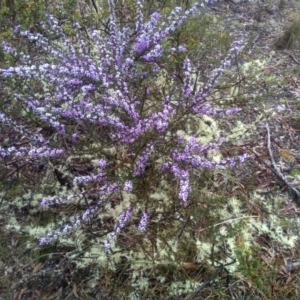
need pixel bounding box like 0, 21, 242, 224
170, 166, 191, 205
178, 170, 190, 205
39, 202, 101, 245
151, 12, 161, 22
104, 207, 133, 251
135, 36, 150, 54
134, 142, 154, 176
124, 180, 133, 192
138, 211, 149, 231
98, 159, 107, 168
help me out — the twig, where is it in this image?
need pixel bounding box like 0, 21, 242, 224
197, 215, 260, 233
187, 265, 223, 300
283, 50, 300, 65
289, 52, 300, 65
187, 259, 236, 300
90, 0, 98, 13
265, 123, 300, 199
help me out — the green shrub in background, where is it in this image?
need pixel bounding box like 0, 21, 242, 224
275, 12, 300, 49
0, 0, 45, 32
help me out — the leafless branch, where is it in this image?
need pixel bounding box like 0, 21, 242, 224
265, 123, 300, 199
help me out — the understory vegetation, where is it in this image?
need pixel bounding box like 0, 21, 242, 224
1, 0, 300, 299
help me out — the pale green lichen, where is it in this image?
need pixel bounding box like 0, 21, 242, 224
178, 114, 220, 145
168, 280, 202, 297
227, 120, 248, 142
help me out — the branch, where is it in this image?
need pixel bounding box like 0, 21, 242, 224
265, 123, 300, 199
90, 0, 98, 12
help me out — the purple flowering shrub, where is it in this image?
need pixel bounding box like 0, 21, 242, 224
0, 0, 253, 295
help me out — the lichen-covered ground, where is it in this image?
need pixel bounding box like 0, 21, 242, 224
1, 0, 300, 299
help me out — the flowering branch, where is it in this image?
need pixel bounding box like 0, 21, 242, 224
0, 0, 250, 247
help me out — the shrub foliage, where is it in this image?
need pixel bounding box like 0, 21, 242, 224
2, 0, 295, 298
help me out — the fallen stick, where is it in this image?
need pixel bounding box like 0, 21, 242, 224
265, 123, 300, 199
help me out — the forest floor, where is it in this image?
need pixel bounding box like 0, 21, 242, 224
207, 0, 300, 298
2, 0, 300, 299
